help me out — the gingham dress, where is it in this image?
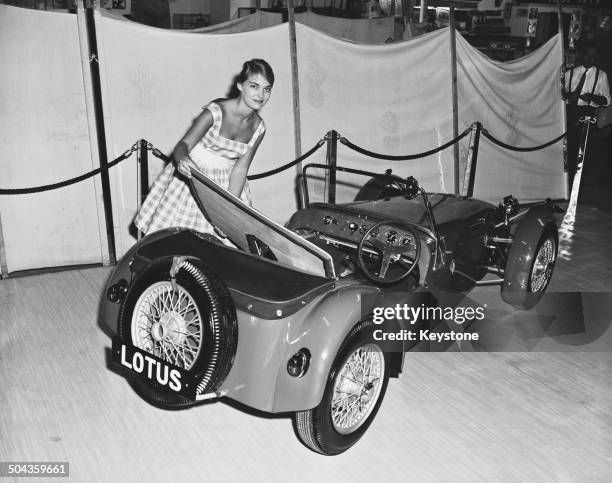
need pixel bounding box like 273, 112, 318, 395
134, 101, 265, 235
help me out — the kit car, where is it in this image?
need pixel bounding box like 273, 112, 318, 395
102, 163, 561, 455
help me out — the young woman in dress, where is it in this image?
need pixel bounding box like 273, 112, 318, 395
134, 58, 274, 236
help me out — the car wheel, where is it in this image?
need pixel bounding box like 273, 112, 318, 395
118, 256, 238, 408
502, 224, 558, 310
295, 320, 390, 455
528, 231, 557, 293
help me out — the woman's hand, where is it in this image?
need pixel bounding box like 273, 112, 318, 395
177, 157, 195, 178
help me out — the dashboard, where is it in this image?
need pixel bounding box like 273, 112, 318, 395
287, 203, 419, 250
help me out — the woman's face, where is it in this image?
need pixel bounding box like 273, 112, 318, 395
237, 73, 272, 110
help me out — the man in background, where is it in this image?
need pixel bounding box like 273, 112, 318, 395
562, 42, 610, 197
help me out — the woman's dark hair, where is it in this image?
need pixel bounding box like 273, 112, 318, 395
227, 59, 274, 98
237, 58, 275, 85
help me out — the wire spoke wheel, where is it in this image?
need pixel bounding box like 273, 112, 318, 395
131, 281, 203, 370
502, 222, 558, 310
530, 237, 556, 292
331, 344, 384, 435
295, 320, 390, 455
118, 257, 237, 409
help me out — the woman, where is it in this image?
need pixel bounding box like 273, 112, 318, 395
134, 58, 274, 237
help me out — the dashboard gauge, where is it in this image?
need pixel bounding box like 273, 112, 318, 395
400, 235, 414, 246
385, 230, 398, 243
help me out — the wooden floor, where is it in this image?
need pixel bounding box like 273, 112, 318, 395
1, 203, 611, 482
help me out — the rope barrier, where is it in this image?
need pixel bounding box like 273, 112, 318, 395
0, 137, 325, 195
0, 149, 135, 195
339, 127, 472, 161
0, 127, 568, 195
481, 129, 566, 152
247, 139, 325, 180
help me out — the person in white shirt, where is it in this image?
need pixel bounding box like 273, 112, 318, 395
562, 42, 610, 109
562, 42, 610, 192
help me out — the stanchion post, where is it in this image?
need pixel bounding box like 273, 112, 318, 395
557, 0, 569, 199
0, 211, 8, 278
449, 1, 460, 194
464, 122, 481, 198
325, 130, 338, 204
84, 0, 116, 264
139, 140, 149, 206
287, 0, 305, 209
301, 169, 310, 208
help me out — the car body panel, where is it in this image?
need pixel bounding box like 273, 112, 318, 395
103, 165, 561, 415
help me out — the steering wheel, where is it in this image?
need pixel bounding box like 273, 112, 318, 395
356, 220, 421, 284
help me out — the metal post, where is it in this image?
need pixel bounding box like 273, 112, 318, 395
557, 0, 569, 199
288, 0, 305, 208
449, 1, 460, 194
301, 168, 311, 208
139, 140, 149, 207
419, 0, 427, 23
0, 211, 8, 278
84, 2, 116, 264
566, 117, 594, 215
325, 130, 338, 204
463, 122, 481, 197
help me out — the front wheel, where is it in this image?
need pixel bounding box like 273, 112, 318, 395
295, 321, 390, 455
502, 224, 558, 310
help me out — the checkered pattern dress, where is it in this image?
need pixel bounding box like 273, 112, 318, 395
134, 101, 266, 236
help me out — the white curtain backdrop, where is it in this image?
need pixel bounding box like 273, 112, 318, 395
295, 11, 395, 44
296, 25, 455, 203
0, 6, 105, 273
456, 33, 565, 201
95, 14, 296, 256
192, 10, 283, 34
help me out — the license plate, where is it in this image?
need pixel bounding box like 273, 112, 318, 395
111, 337, 198, 400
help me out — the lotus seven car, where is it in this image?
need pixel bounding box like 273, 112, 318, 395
103, 163, 560, 455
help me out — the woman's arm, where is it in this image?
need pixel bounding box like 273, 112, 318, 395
228, 130, 265, 197
173, 109, 214, 177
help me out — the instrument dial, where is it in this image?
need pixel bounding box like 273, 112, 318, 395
401, 235, 414, 246
385, 230, 398, 244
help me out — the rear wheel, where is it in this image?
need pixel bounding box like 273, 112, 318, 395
118, 257, 238, 408
295, 321, 390, 455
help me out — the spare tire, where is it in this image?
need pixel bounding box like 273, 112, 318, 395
118, 256, 238, 408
